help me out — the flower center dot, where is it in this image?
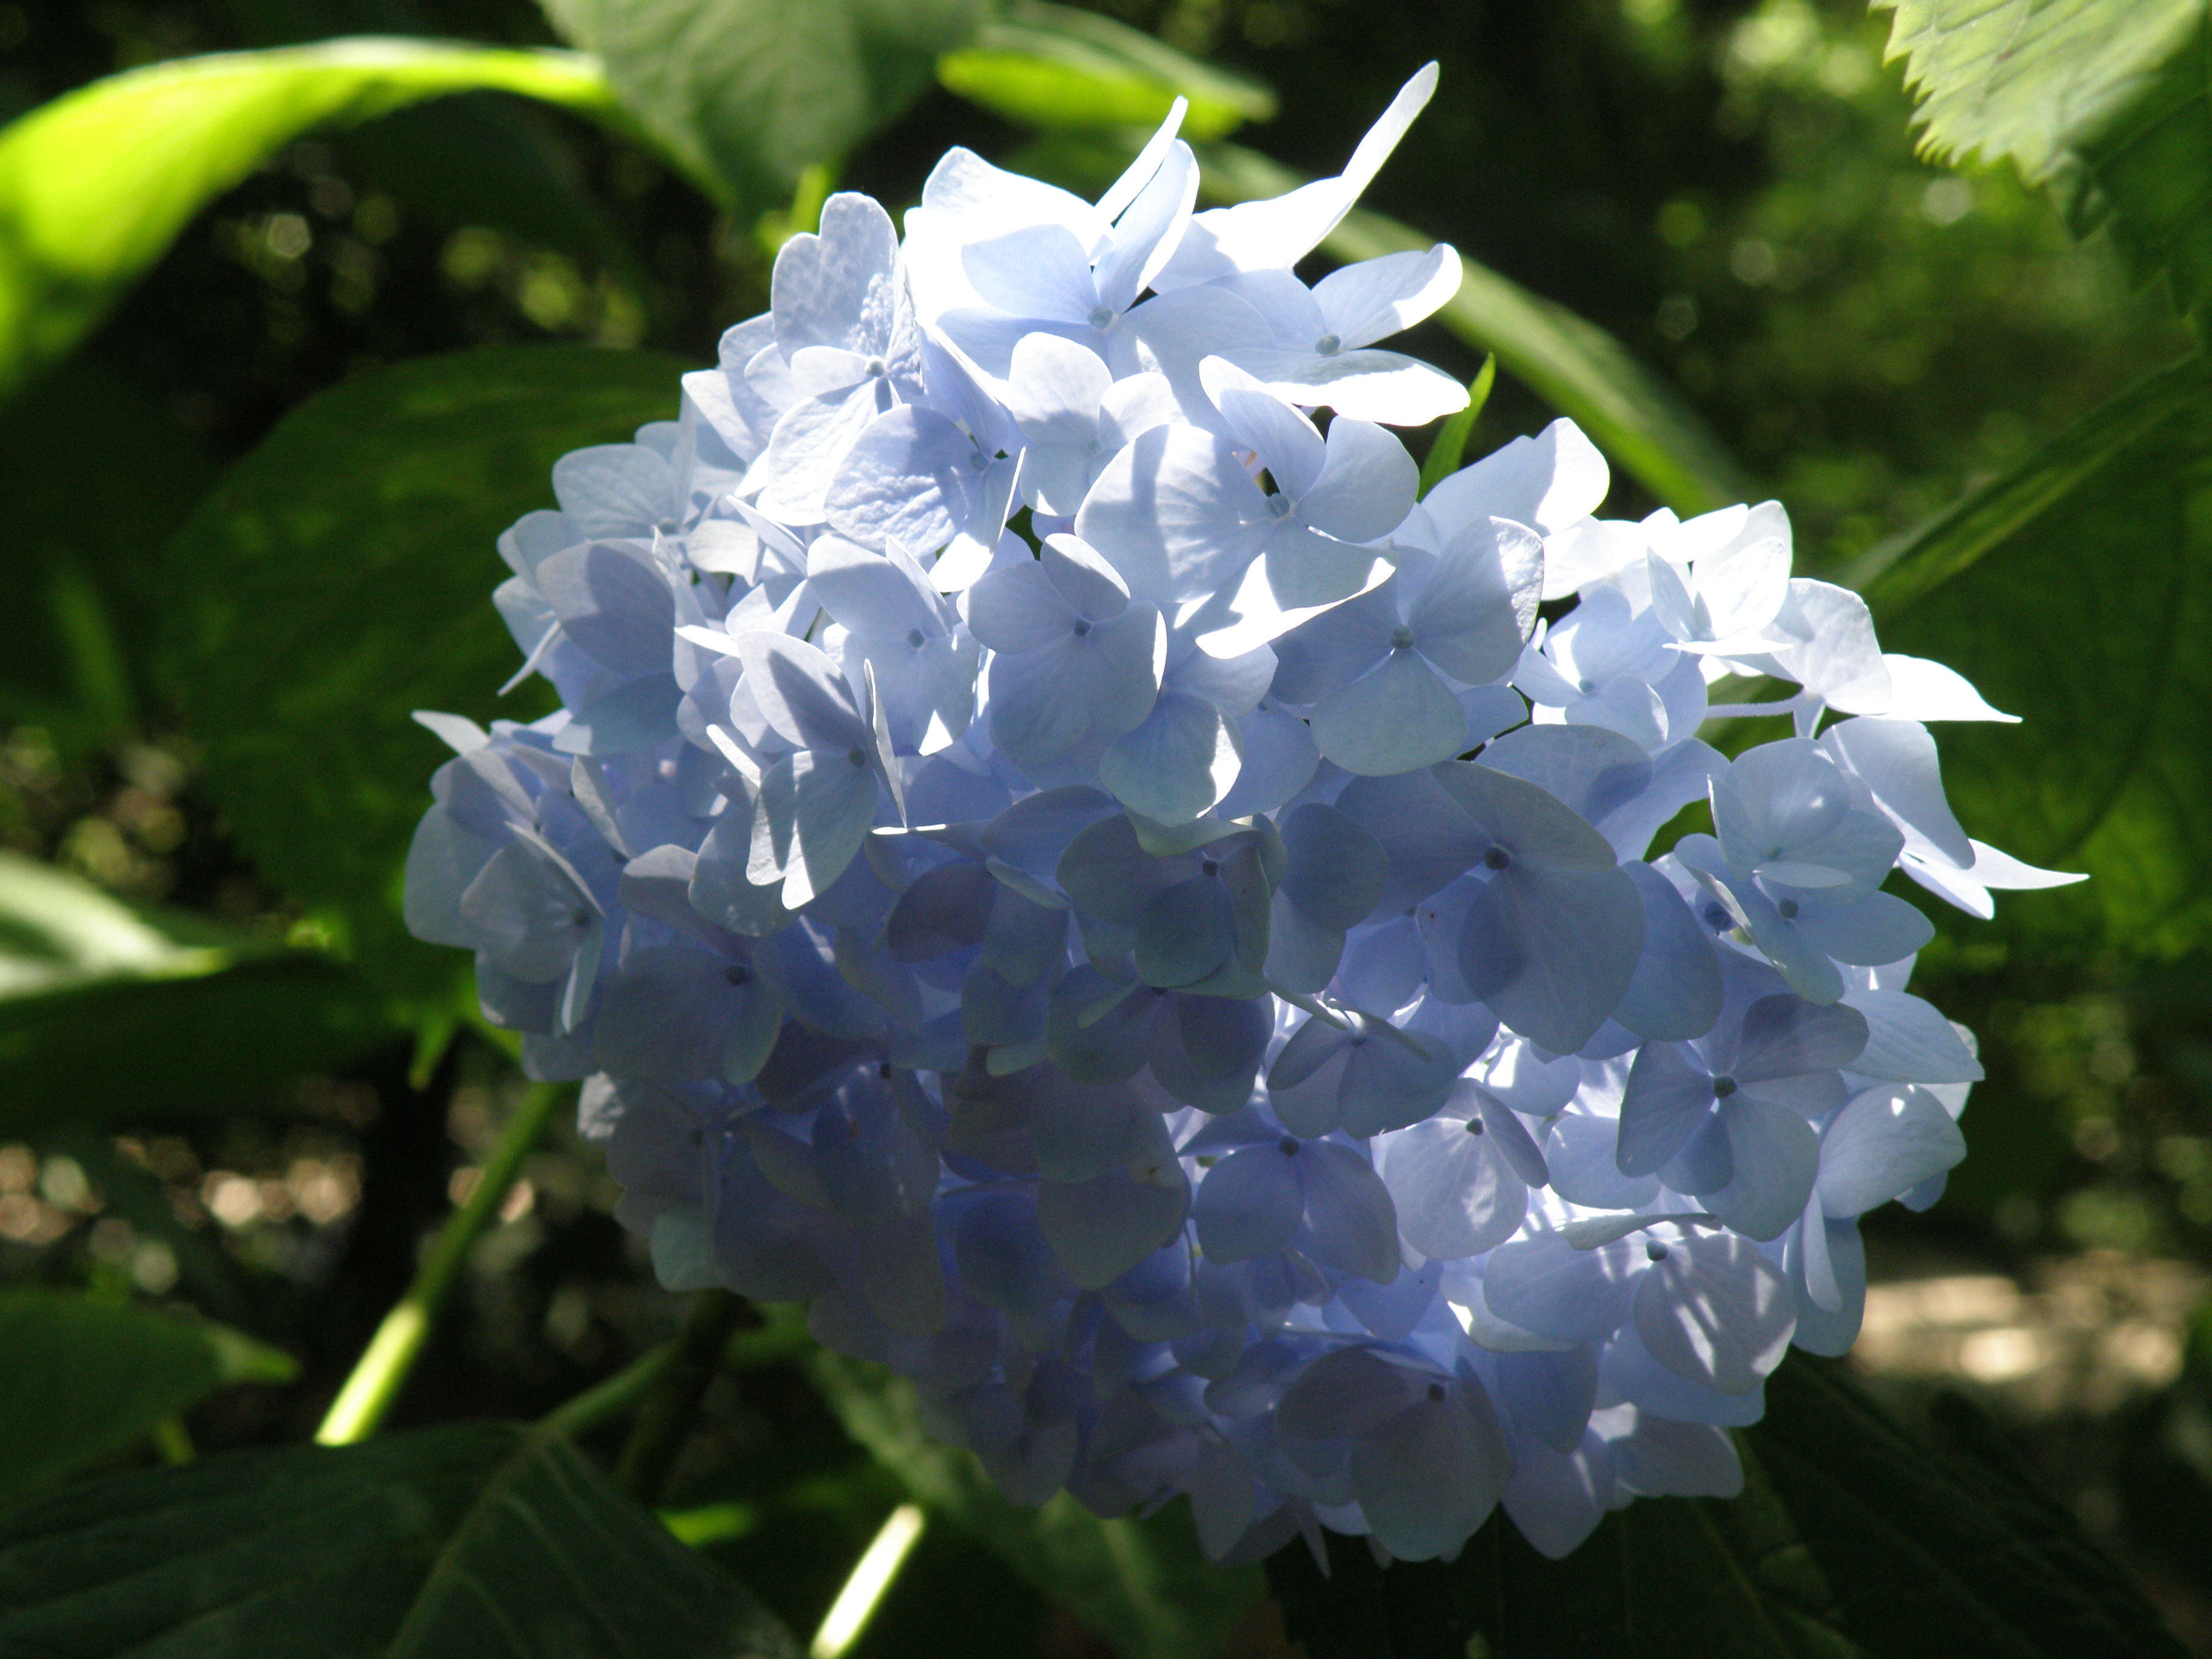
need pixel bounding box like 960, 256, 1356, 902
724, 965, 748, 986
848, 747, 868, 768
1315, 333, 1342, 356
864, 357, 885, 378
1088, 304, 1116, 330
1277, 1136, 1299, 1156
1071, 617, 1091, 636
1201, 857, 1219, 877
907, 628, 926, 648
1646, 1241, 1670, 1262
1425, 1381, 1446, 1401
1712, 1076, 1738, 1098
1390, 625, 1416, 651
1777, 899, 1800, 919
1465, 1117, 1485, 1135
1483, 847, 1512, 871
1267, 491, 1295, 520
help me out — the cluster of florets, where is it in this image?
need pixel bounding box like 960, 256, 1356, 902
404, 67, 2079, 1565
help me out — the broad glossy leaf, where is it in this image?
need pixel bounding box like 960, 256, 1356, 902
1268, 1447, 1860, 1659
0, 38, 634, 400
1848, 356, 2212, 954
940, 0, 1275, 141
541, 0, 984, 216
1874, 0, 2212, 310
1267, 1358, 2182, 1658
1746, 1358, 2188, 1659
805, 1351, 1261, 1659
0, 1423, 798, 1658
158, 346, 691, 1003
0, 1292, 295, 1507
1195, 144, 1755, 517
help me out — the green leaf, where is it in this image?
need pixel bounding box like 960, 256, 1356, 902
0, 952, 394, 1138
0, 850, 224, 998
1845, 354, 2212, 954
0, 1291, 296, 1507
0, 1423, 800, 1657
0, 850, 393, 1136
157, 346, 691, 1005
0, 358, 219, 743
1744, 1358, 2190, 1658
940, 0, 1275, 141
1418, 356, 1496, 500
1267, 1461, 1860, 1659
805, 1352, 1261, 1659
1872, 0, 2212, 310
1267, 1358, 2181, 1659
541, 0, 985, 217
0, 38, 637, 402
1196, 144, 1756, 517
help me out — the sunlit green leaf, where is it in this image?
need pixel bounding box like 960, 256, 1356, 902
157, 346, 691, 1005
0, 38, 638, 401
940, 0, 1275, 140
1418, 356, 1496, 499
805, 1352, 1260, 1659
0, 1423, 799, 1658
0, 1291, 295, 1507
1197, 143, 1755, 517
1874, 0, 2212, 309
540, 0, 984, 218
0, 852, 391, 1134
1846, 355, 2212, 954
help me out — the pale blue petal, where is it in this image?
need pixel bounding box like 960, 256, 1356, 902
1194, 1141, 1305, 1262
1615, 1041, 1714, 1176
1704, 1097, 1819, 1241
1312, 650, 1471, 775
1296, 1140, 1400, 1282
1352, 1384, 1510, 1561
1816, 1085, 1965, 1217
1378, 1115, 1527, 1259
1631, 1230, 1795, 1395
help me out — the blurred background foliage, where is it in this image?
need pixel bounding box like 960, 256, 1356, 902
5, 0, 2212, 1652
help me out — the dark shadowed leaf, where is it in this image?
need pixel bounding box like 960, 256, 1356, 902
157, 346, 691, 1005
1848, 355, 2212, 954
1745, 1359, 2189, 1659
1267, 1456, 1860, 1659
0, 1423, 798, 1658
805, 1351, 1261, 1659
540, 0, 985, 216
1267, 1357, 2184, 1659
0, 1292, 295, 1507
1873, 0, 2212, 311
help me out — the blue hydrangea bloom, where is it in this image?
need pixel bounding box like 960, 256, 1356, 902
403, 65, 2083, 1569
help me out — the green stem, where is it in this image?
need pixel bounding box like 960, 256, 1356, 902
809, 1503, 927, 1659
541, 1339, 684, 1441
614, 1287, 746, 1503
537, 1305, 813, 1445
314, 1079, 568, 1446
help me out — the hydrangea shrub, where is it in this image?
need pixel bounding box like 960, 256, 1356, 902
403, 66, 2080, 1567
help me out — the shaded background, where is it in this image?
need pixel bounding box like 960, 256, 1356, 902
3, 0, 2209, 1651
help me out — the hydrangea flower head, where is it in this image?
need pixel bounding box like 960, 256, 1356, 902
404, 67, 2080, 1567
